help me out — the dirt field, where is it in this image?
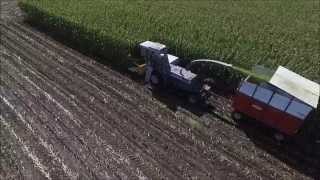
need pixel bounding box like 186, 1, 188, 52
1, 1, 319, 179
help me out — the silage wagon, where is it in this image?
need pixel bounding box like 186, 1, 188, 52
233, 66, 320, 140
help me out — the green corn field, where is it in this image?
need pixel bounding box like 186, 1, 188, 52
19, 0, 319, 81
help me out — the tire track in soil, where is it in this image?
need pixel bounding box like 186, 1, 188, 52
0, 114, 51, 180
203, 112, 318, 178
0, 77, 101, 179
0, 23, 262, 179
0, 117, 43, 180
0, 89, 78, 180
0, 67, 134, 179
0, 21, 298, 179
1, 51, 151, 180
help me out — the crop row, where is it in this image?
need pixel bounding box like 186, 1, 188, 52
19, 0, 319, 81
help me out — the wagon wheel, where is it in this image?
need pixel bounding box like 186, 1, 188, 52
203, 78, 215, 86
188, 94, 199, 104
274, 133, 285, 142
232, 111, 243, 120
149, 72, 163, 90
150, 74, 160, 85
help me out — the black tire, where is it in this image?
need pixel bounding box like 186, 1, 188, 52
188, 94, 199, 104
203, 78, 215, 87
149, 73, 163, 90
274, 133, 285, 142
232, 111, 243, 120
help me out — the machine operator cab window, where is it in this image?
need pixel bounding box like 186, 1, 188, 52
140, 41, 168, 57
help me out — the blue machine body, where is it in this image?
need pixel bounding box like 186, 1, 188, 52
168, 64, 201, 93
140, 41, 202, 94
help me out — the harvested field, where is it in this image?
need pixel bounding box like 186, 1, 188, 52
1, 1, 319, 180
0, 0, 24, 21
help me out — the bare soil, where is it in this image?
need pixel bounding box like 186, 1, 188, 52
0, 1, 319, 179
0, 0, 24, 21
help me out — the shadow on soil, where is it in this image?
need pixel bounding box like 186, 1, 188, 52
153, 88, 320, 178
159, 91, 320, 178
236, 117, 320, 179
24, 20, 320, 179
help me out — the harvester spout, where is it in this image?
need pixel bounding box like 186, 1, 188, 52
190, 59, 233, 68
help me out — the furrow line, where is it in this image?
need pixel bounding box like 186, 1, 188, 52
1, 68, 132, 179
1, 41, 179, 179
1, 52, 146, 180
0, 115, 52, 180
0, 87, 85, 179
0, 110, 44, 180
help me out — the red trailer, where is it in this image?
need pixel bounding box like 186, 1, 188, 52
232, 66, 320, 137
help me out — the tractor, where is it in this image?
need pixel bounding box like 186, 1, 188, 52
136, 41, 216, 104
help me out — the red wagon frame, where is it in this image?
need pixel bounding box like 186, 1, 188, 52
232, 66, 319, 136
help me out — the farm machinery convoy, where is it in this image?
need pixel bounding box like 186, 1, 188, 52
130, 41, 320, 140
